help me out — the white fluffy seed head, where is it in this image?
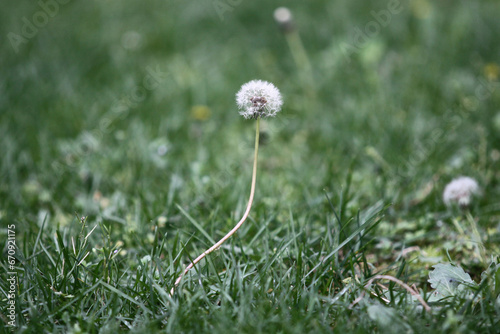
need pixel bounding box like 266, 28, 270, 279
274, 7, 292, 24
273, 7, 295, 33
236, 80, 283, 119
443, 176, 480, 207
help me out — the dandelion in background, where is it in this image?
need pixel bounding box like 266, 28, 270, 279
443, 176, 480, 207
443, 176, 485, 262
273, 7, 295, 34
273, 7, 316, 98
171, 80, 283, 295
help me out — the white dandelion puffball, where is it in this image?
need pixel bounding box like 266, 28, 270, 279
443, 176, 480, 207
236, 80, 283, 119
273, 7, 295, 33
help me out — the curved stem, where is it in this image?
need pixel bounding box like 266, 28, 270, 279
170, 118, 261, 295
349, 275, 431, 312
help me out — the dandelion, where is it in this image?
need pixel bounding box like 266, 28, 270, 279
272, 7, 315, 98
273, 7, 295, 33
171, 80, 283, 295
236, 80, 283, 119
443, 176, 480, 207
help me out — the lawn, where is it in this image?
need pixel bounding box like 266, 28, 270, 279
1, 0, 500, 332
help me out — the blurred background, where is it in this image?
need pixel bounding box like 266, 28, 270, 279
1, 0, 499, 229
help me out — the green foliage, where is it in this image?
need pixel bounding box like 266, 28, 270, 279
428, 263, 476, 298
1, 0, 500, 332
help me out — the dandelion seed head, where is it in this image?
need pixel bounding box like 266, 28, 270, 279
157, 144, 168, 156
273, 7, 295, 33
236, 80, 283, 119
443, 176, 480, 207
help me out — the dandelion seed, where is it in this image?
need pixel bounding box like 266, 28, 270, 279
443, 176, 480, 207
236, 80, 283, 119
190, 105, 211, 121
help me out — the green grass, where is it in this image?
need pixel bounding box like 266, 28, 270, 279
1, 0, 500, 332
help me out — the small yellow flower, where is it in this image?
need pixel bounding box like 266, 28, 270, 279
190, 105, 211, 121
411, 0, 432, 19
483, 63, 499, 81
